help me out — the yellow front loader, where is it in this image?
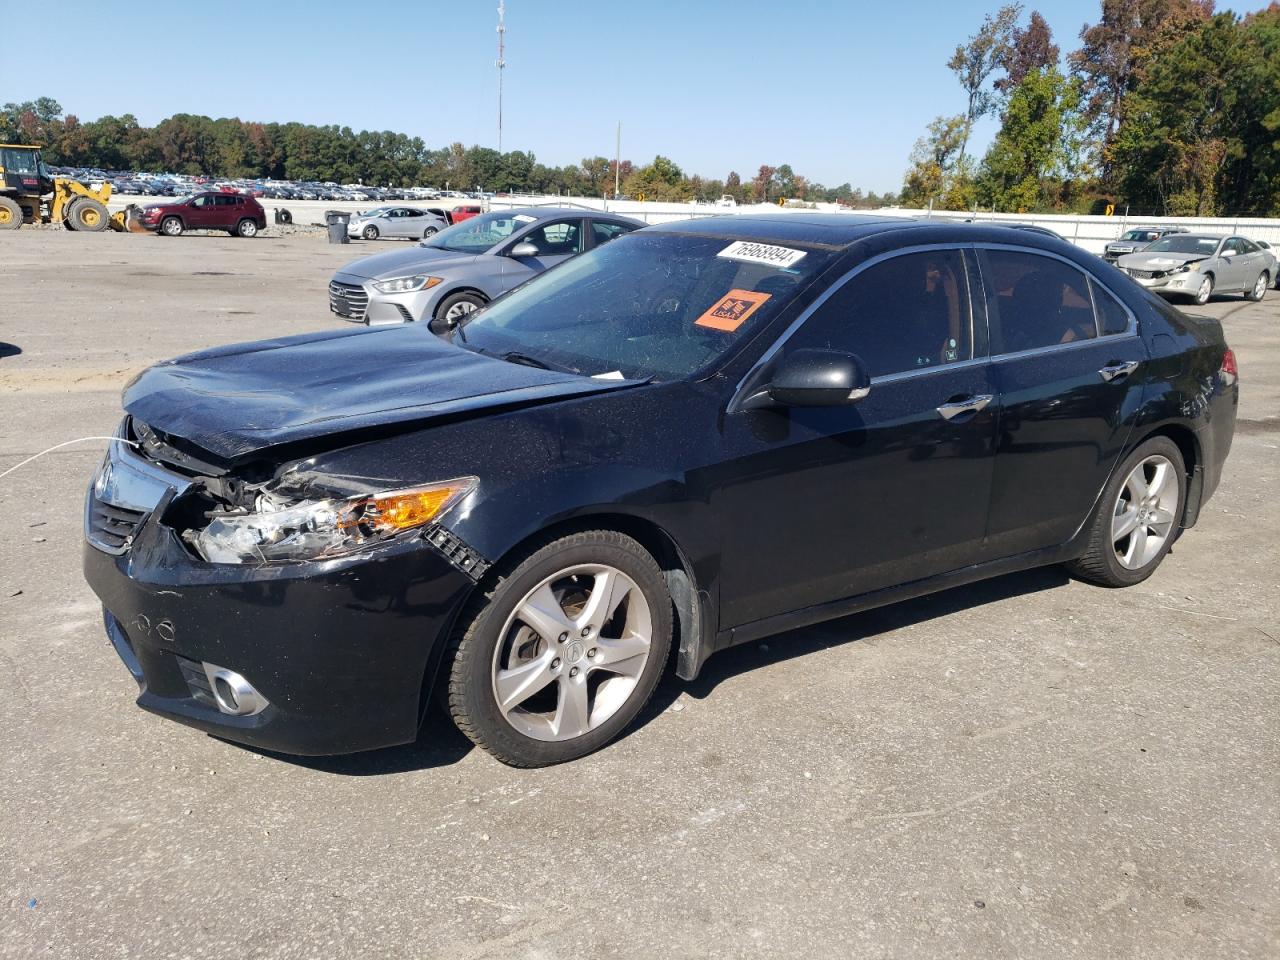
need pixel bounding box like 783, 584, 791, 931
0, 144, 140, 232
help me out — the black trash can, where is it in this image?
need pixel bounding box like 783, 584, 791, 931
325, 210, 350, 244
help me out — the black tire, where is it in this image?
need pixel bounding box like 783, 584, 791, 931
429, 290, 487, 334
236, 218, 258, 238
160, 216, 184, 237
422, 226, 438, 239
1066, 436, 1186, 588
447, 529, 673, 767
278, 208, 293, 225
1192, 273, 1214, 306
1246, 271, 1268, 302
66, 197, 109, 232
0, 196, 21, 230
362, 224, 379, 240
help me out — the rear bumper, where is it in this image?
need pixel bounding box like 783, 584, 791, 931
83, 514, 477, 756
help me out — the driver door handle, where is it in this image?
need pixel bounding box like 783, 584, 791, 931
936, 394, 993, 420
1098, 360, 1140, 382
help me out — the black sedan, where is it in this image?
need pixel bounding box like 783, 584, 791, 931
83, 216, 1238, 767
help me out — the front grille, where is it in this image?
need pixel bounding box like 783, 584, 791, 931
88, 498, 147, 554
329, 280, 369, 320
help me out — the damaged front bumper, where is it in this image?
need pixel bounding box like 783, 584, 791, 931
82, 431, 479, 756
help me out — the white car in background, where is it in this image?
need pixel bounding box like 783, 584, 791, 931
1254, 240, 1280, 288
348, 206, 450, 241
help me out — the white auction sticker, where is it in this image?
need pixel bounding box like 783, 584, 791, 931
512, 214, 537, 223
717, 240, 807, 268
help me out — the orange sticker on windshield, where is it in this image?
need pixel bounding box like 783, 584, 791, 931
694, 289, 771, 332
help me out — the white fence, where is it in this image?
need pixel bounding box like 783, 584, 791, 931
104, 190, 1280, 253
487, 195, 1280, 255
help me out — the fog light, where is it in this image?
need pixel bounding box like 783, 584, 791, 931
202, 663, 269, 716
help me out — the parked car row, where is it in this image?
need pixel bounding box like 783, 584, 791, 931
45, 164, 480, 204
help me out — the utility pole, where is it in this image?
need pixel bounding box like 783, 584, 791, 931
496, 0, 506, 153
614, 122, 621, 198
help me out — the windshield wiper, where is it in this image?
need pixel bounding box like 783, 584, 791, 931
501, 352, 576, 374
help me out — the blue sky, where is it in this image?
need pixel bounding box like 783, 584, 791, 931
1, 1, 1270, 191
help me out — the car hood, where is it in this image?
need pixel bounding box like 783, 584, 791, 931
336, 246, 481, 280
1116, 251, 1209, 269
123, 326, 640, 461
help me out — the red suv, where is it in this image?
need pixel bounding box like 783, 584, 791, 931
139, 191, 267, 238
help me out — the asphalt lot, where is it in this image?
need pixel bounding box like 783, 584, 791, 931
1, 229, 1277, 960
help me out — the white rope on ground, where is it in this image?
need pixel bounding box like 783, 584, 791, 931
0, 437, 140, 480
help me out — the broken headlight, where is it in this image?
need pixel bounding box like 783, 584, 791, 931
192, 478, 477, 564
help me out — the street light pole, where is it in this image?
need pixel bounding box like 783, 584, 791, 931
614, 121, 621, 199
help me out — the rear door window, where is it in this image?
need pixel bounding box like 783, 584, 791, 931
980, 250, 1097, 353
787, 249, 977, 378
591, 221, 635, 247
1090, 279, 1132, 336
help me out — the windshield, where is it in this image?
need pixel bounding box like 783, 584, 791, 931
1121, 230, 1157, 242
453, 232, 836, 381
424, 211, 529, 254
1, 147, 39, 175
1145, 235, 1221, 254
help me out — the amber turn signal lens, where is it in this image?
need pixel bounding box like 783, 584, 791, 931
338, 479, 477, 535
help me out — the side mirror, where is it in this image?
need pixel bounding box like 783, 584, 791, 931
509, 241, 539, 258
749, 349, 871, 408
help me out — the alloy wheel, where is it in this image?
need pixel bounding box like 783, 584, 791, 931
1112, 454, 1178, 570
444, 300, 478, 321
490, 563, 653, 742
1195, 277, 1212, 305
1253, 274, 1267, 300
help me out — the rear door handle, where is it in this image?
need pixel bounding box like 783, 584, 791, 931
1098, 360, 1140, 382
936, 394, 993, 420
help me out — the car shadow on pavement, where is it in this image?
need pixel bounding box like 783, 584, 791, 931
224, 708, 476, 776
230, 566, 1070, 776
669, 565, 1072, 705
0, 342, 21, 358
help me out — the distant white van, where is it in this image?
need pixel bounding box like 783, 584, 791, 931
716, 195, 737, 207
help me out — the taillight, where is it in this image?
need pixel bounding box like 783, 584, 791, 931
1221, 348, 1238, 378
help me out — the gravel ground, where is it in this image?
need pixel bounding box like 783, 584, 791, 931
0, 229, 1277, 960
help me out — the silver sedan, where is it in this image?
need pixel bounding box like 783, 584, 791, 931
1115, 233, 1272, 305
347, 206, 450, 241
329, 207, 643, 329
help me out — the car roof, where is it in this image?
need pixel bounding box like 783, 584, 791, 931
645, 213, 1091, 253
651, 213, 912, 247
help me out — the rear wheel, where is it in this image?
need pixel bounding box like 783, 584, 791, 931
422, 226, 438, 239
0, 196, 21, 230
362, 224, 379, 240
66, 197, 109, 232
1247, 272, 1268, 302
1067, 437, 1186, 588
447, 530, 673, 767
1192, 274, 1214, 306
160, 216, 184, 237
236, 218, 258, 238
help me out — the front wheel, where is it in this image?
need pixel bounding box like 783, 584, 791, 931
447, 530, 673, 767
429, 290, 487, 334
0, 196, 22, 230
1192, 274, 1214, 306
1066, 437, 1186, 588
160, 216, 184, 237
1247, 272, 1269, 302
362, 224, 379, 240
